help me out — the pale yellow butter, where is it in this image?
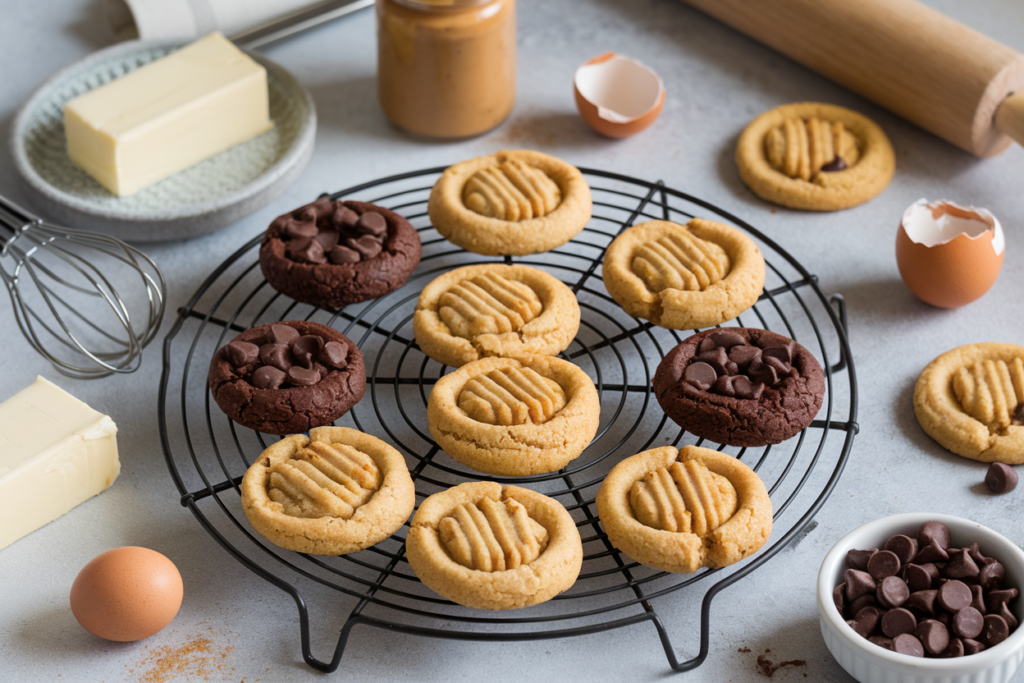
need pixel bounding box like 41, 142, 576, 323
0, 377, 119, 550
64, 32, 273, 196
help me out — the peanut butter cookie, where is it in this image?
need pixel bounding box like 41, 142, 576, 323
596, 445, 772, 573
428, 356, 600, 476
406, 482, 583, 610
914, 343, 1024, 464
735, 102, 895, 211
428, 150, 592, 256
413, 263, 580, 368
602, 218, 765, 329
240, 427, 415, 555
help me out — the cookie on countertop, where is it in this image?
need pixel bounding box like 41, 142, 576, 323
428, 355, 600, 476
735, 102, 895, 211
428, 150, 592, 256
405, 482, 583, 610
602, 218, 765, 330
914, 342, 1024, 464
208, 320, 365, 435
259, 198, 421, 309
653, 328, 824, 447
413, 263, 581, 368
596, 445, 772, 573
240, 427, 415, 555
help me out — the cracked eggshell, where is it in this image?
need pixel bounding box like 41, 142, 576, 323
895, 198, 1004, 308
574, 52, 665, 139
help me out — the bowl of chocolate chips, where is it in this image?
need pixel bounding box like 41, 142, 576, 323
817, 514, 1024, 683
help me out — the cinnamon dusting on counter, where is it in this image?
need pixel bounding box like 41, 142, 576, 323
126, 627, 241, 683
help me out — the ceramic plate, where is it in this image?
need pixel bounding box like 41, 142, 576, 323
10, 40, 316, 242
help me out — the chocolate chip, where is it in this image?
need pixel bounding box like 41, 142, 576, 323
981, 614, 1009, 646
878, 575, 910, 608
918, 521, 951, 550
819, 156, 848, 173
847, 548, 878, 571
868, 550, 902, 580
345, 235, 383, 260
762, 344, 793, 365
987, 588, 1019, 613
914, 541, 949, 564
684, 362, 718, 391
833, 583, 845, 615
286, 366, 320, 386
259, 343, 292, 371
962, 638, 986, 655
953, 606, 984, 639
903, 564, 933, 593
979, 561, 1005, 590
224, 341, 259, 367
696, 347, 729, 374
914, 619, 949, 654
998, 602, 1018, 630
847, 606, 883, 638
970, 585, 987, 614
935, 611, 951, 627
868, 635, 894, 650
967, 543, 992, 566
885, 535, 919, 566
733, 376, 764, 400
882, 608, 918, 638
298, 206, 318, 222
727, 344, 761, 370
938, 637, 964, 658
906, 589, 938, 616
252, 365, 286, 390
705, 331, 746, 349
764, 355, 792, 376
283, 218, 318, 239
945, 549, 980, 580
355, 211, 387, 237
712, 375, 737, 396
313, 230, 340, 251
845, 569, 877, 602
848, 594, 878, 618
724, 361, 739, 375
937, 581, 972, 612
287, 237, 326, 264
893, 633, 924, 657
333, 204, 359, 229
319, 340, 349, 369
291, 335, 323, 358
748, 357, 778, 386
985, 462, 1018, 494
329, 246, 361, 264
266, 324, 300, 345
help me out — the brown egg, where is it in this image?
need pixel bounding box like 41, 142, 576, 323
70, 546, 183, 641
574, 52, 665, 138
895, 199, 1004, 308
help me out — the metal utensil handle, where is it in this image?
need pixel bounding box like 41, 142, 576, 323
0, 193, 42, 248
230, 0, 373, 50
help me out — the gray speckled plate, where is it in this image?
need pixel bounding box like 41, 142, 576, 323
10, 40, 316, 242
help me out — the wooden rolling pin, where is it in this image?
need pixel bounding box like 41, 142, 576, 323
681, 0, 1024, 157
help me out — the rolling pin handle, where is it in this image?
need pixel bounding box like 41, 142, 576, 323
995, 92, 1024, 149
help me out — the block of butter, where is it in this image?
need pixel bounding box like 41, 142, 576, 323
0, 377, 119, 551
64, 32, 273, 197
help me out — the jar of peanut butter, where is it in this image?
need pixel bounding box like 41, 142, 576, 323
377, 0, 516, 139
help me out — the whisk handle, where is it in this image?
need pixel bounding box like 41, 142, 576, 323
0, 193, 42, 247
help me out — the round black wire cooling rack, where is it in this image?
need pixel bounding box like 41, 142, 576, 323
158, 166, 859, 674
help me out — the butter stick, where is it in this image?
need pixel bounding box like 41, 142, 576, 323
64, 32, 273, 197
0, 377, 119, 550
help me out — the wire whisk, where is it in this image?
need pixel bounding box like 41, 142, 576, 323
0, 194, 166, 379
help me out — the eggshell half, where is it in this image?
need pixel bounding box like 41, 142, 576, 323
895, 198, 1004, 308
70, 546, 183, 642
574, 52, 665, 138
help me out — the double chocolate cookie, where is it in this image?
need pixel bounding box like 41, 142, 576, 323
259, 198, 421, 309
653, 328, 825, 447
209, 321, 366, 435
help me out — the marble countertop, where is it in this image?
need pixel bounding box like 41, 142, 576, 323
2, 0, 1023, 681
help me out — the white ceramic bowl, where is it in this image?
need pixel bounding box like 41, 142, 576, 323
817, 513, 1024, 683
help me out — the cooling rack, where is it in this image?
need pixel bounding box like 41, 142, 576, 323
158, 166, 859, 673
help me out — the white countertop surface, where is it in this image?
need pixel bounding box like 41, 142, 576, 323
2, 0, 1024, 681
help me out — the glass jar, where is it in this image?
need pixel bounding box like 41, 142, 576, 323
376, 0, 516, 139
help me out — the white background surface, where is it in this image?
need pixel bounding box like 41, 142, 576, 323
2, 0, 1024, 681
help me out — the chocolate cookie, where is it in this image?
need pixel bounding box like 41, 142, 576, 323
653, 328, 825, 447
259, 198, 421, 309
208, 321, 366, 435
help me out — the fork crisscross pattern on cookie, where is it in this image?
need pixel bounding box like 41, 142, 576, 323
462, 159, 562, 221
764, 116, 861, 181
458, 366, 567, 426
267, 441, 382, 519
629, 460, 738, 536
439, 496, 550, 572
438, 274, 543, 339
952, 358, 1024, 431
631, 230, 730, 293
